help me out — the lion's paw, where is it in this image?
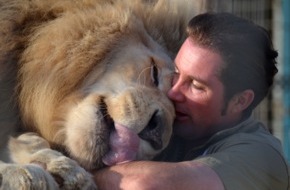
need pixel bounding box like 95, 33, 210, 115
42, 155, 97, 190
0, 159, 97, 190
0, 163, 59, 190
8, 133, 97, 190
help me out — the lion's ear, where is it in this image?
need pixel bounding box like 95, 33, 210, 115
227, 89, 254, 113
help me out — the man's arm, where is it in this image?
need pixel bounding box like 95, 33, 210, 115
93, 160, 224, 190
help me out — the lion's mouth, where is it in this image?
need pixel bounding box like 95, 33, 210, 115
99, 99, 163, 166
138, 110, 163, 150
100, 98, 115, 130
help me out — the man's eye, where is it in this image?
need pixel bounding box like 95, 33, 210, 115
151, 60, 159, 86
191, 81, 204, 90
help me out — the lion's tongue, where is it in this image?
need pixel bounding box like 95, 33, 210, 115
102, 124, 140, 166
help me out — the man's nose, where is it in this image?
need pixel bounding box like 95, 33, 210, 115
167, 80, 185, 102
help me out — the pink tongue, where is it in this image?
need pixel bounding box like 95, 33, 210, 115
102, 124, 140, 166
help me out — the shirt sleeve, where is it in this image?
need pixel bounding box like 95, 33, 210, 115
195, 138, 289, 190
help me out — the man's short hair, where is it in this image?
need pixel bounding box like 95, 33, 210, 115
187, 12, 278, 117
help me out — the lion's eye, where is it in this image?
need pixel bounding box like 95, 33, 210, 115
151, 60, 159, 87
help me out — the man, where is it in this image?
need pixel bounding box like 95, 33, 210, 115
94, 12, 289, 189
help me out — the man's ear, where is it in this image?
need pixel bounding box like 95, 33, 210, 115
227, 89, 255, 113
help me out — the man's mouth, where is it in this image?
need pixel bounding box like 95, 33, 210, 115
175, 110, 189, 121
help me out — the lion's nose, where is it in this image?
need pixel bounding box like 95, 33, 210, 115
138, 110, 163, 150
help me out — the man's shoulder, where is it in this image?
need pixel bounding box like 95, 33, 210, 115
197, 119, 289, 190
212, 118, 283, 153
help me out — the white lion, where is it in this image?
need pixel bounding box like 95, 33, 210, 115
0, 0, 200, 189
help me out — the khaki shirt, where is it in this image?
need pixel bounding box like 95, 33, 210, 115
156, 118, 289, 190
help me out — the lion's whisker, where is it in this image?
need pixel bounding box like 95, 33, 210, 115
137, 66, 151, 85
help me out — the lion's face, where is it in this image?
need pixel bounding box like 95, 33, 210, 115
58, 34, 175, 169
11, 0, 180, 171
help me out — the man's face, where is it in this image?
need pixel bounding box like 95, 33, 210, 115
168, 38, 235, 142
